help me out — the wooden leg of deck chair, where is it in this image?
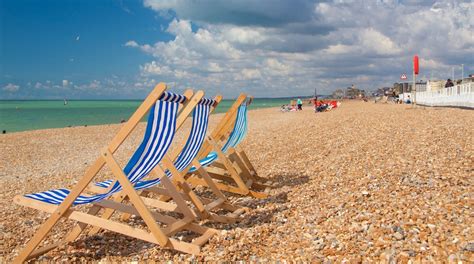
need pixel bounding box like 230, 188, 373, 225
189, 160, 242, 223
207, 136, 250, 195
119, 190, 152, 222
112, 191, 150, 224
227, 148, 254, 180
207, 161, 227, 170
14, 196, 206, 255
120, 192, 145, 221
236, 148, 273, 186
13, 158, 106, 263
187, 176, 248, 195
187, 175, 269, 199
191, 160, 227, 200
139, 159, 241, 223
87, 192, 128, 235
212, 150, 268, 200
201, 196, 238, 211
28, 202, 109, 259
152, 161, 199, 220
161, 156, 209, 219
88, 159, 200, 236
103, 151, 200, 225
205, 165, 270, 191
104, 153, 215, 250
227, 148, 273, 190
102, 150, 170, 247
236, 147, 259, 177
107, 153, 211, 250
229, 148, 270, 187
86, 184, 197, 217
86, 186, 186, 215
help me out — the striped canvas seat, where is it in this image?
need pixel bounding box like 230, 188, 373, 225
95, 97, 217, 190
188, 104, 248, 172
24, 92, 186, 205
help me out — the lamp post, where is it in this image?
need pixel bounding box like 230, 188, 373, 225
413, 70, 416, 105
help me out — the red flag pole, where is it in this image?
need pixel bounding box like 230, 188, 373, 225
413, 55, 419, 106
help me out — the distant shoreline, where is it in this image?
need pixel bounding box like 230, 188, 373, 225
0, 95, 327, 101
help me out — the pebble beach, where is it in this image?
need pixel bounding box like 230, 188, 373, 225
1, 101, 473, 262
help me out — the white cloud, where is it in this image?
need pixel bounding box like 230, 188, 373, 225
237, 68, 262, 80
125, 40, 139, 47
88, 80, 101, 89
324, 44, 355, 55
116, 0, 474, 97
359, 28, 401, 55
208, 62, 223, 73
140, 61, 173, 76
62, 80, 69, 87
265, 58, 291, 75
34, 82, 43, 89
2, 83, 20, 93
222, 27, 266, 45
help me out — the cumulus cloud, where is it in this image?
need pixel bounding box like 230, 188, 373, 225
140, 61, 173, 76
2, 83, 20, 93
122, 0, 472, 97
237, 68, 262, 80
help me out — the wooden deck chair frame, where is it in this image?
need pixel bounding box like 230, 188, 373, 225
203, 96, 277, 190
143, 95, 247, 223
185, 94, 271, 199
85, 94, 246, 225
12, 83, 216, 263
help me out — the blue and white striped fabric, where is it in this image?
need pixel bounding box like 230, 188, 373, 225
187, 151, 218, 172
221, 105, 248, 152
95, 97, 216, 190
188, 103, 248, 172
24, 92, 184, 205
158, 91, 187, 103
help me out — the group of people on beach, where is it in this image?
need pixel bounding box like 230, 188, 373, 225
281, 98, 340, 113
313, 99, 340, 112
280, 98, 303, 112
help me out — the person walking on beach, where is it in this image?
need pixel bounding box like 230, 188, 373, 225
297, 98, 303, 110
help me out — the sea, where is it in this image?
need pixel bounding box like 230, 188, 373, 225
0, 98, 292, 133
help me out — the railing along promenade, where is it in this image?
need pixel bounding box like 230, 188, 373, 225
416, 82, 473, 108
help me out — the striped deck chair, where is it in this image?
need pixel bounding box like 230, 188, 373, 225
186, 94, 274, 199
12, 83, 216, 263
87, 94, 245, 225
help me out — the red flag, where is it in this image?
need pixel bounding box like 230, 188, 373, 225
413, 55, 419, 75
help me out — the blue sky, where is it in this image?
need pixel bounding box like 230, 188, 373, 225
1, 0, 473, 99
1, 0, 169, 79
1, 0, 175, 98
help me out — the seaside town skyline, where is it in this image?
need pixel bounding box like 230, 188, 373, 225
1, 0, 473, 99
